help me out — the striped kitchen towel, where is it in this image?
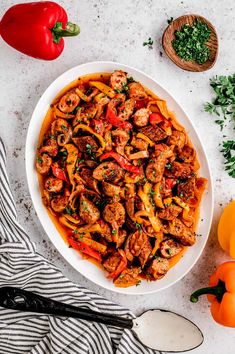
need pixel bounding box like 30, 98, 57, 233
0, 137, 159, 354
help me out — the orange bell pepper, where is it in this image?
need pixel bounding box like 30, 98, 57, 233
190, 262, 235, 327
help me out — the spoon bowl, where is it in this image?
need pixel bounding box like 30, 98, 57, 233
162, 14, 218, 72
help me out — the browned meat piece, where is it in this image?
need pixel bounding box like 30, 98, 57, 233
118, 99, 135, 120
133, 108, 150, 127
73, 136, 98, 153
116, 229, 127, 248
178, 178, 196, 201
102, 181, 121, 198
79, 194, 100, 224
85, 160, 99, 169
51, 195, 69, 213
112, 129, 130, 155
146, 258, 169, 280
124, 231, 148, 261
73, 104, 97, 126
58, 91, 80, 113
160, 239, 183, 258
36, 154, 52, 175
97, 220, 112, 242
131, 136, 148, 151
114, 267, 141, 287
110, 70, 127, 91
45, 177, 63, 193
93, 162, 124, 183
140, 125, 167, 142
165, 161, 192, 179
40, 138, 58, 157
103, 252, 121, 273
168, 130, 186, 151
178, 145, 196, 163
51, 119, 72, 146
103, 202, 125, 226
139, 238, 152, 267
80, 168, 100, 193
168, 218, 195, 246
158, 205, 182, 220
128, 82, 147, 99
146, 147, 172, 182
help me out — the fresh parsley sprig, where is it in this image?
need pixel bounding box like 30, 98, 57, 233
221, 140, 235, 178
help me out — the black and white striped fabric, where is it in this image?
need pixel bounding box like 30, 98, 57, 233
0, 137, 159, 354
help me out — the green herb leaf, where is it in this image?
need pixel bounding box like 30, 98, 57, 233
143, 37, 154, 49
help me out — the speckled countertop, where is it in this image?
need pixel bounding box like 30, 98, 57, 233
0, 0, 235, 353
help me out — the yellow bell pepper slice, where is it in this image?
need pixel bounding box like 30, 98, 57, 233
73, 124, 106, 152
152, 232, 164, 255
136, 132, 155, 147
75, 88, 90, 102
138, 183, 161, 233
153, 182, 164, 208
156, 100, 170, 119
89, 81, 115, 98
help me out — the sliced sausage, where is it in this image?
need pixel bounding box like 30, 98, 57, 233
36, 154, 52, 175
73, 136, 98, 153
45, 177, 63, 193
178, 145, 196, 163
51, 195, 69, 213
114, 267, 141, 287
102, 181, 121, 198
97, 220, 112, 242
103, 202, 125, 226
110, 70, 128, 91
146, 258, 169, 280
168, 218, 196, 246
124, 231, 148, 261
158, 205, 182, 220
168, 130, 186, 151
93, 162, 124, 183
177, 178, 196, 201
131, 136, 148, 151
139, 238, 152, 267
112, 129, 130, 155
116, 229, 127, 248
160, 239, 183, 258
103, 252, 121, 273
140, 125, 167, 142
128, 82, 147, 99
118, 99, 135, 120
165, 161, 192, 179
40, 138, 58, 157
133, 108, 150, 127
79, 194, 100, 224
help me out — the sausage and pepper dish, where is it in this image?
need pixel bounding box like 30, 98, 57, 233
36, 70, 207, 287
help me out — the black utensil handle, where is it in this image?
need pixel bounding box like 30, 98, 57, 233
0, 287, 133, 329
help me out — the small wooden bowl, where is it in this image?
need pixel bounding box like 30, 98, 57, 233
162, 14, 218, 72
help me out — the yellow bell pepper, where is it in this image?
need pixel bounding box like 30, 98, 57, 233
64, 144, 79, 189
218, 201, 235, 259
89, 81, 115, 98
156, 100, 170, 119
151, 232, 164, 255
73, 124, 106, 152
75, 88, 90, 102
136, 132, 155, 147
138, 183, 161, 233
153, 182, 164, 208
54, 106, 74, 119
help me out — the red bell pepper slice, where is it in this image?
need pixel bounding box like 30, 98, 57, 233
108, 249, 127, 279
52, 164, 69, 183
100, 152, 140, 175
106, 106, 132, 130
165, 178, 177, 190
0, 2, 80, 60
135, 99, 147, 110
68, 236, 102, 261
90, 120, 104, 135
149, 112, 164, 125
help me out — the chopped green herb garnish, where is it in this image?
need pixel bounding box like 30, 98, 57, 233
61, 124, 68, 131
112, 229, 117, 235
172, 20, 211, 64
143, 37, 154, 49
65, 207, 73, 215
221, 140, 235, 178
73, 229, 78, 234
36, 157, 43, 164
165, 162, 172, 170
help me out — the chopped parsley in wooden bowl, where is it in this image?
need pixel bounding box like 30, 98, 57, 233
162, 14, 218, 72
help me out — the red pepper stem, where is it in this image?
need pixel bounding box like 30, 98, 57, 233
190, 280, 226, 303
52, 22, 80, 43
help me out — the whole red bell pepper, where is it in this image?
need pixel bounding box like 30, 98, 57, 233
0, 1, 80, 60
100, 151, 140, 175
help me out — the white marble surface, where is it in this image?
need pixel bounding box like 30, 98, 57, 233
0, 0, 235, 353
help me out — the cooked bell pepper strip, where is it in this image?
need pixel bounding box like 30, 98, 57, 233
75, 88, 90, 102
153, 182, 164, 208
106, 106, 133, 130
149, 112, 164, 125
78, 237, 107, 253
107, 249, 127, 279
89, 81, 115, 98
190, 262, 235, 327
68, 235, 102, 261
51, 164, 69, 183
128, 151, 149, 160
54, 106, 74, 119
134, 210, 152, 225
64, 214, 81, 224
0, 1, 80, 61
151, 232, 164, 255
135, 99, 147, 110
136, 132, 155, 147
156, 100, 170, 119
59, 216, 83, 230
165, 178, 177, 190
173, 196, 191, 221
73, 124, 106, 151
100, 151, 140, 175
159, 120, 172, 135
90, 120, 104, 135
94, 92, 106, 102
138, 183, 161, 233
74, 223, 103, 234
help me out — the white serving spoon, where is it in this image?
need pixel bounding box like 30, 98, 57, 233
0, 287, 203, 352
